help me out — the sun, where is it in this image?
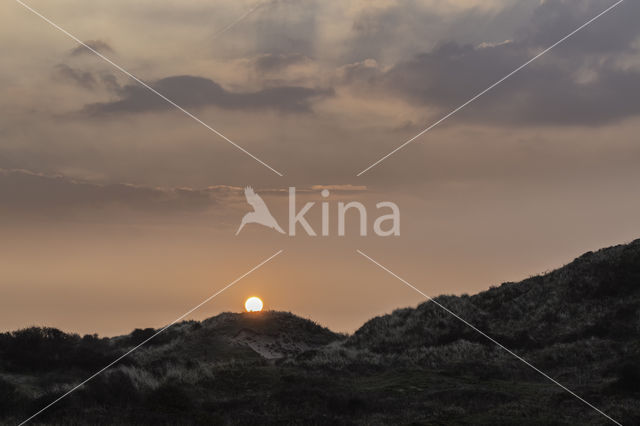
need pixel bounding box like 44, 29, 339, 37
245, 296, 263, 312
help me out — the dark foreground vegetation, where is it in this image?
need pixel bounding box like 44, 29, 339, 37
2, 239, 640, 425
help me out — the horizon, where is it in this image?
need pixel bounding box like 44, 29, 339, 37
4, 235, 637, 338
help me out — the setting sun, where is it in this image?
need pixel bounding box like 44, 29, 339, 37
245, 297, 263, 312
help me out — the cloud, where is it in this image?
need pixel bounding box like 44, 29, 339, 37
342, 0, 640, 126
342, 0, 536, 65
54, 64, 97, 89
81, 75, 332, 115
339, 59, 382, 86
253, 53, 309, 72
70, 40, 114, 56
0, 169, 223, 217
522, 0, 639, 55
310, 184, 367, 192
0, 170, 368, 220
53, 62, 121, 92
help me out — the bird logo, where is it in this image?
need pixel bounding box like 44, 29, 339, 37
236, 186, 285, 235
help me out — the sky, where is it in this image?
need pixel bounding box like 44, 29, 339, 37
1, 0, 640, 336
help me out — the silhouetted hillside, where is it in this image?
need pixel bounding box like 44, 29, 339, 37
1, 240, 639, 425
349, 238, 640, 352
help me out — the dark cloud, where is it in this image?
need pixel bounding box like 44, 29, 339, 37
82, 75, 332, 115
0, 169, 223, 217
254, 53, 309, 72
54, 64, 97, 89
99, 73, 121, 92
70, 40, 114, 56
345, 0, 537, 64
522, 0, 639, 54
53, 64, 121, 92
0, 170, 365, 219
344, 0, 640, 126
383, 41, 530, 111
339, 59, 383, 90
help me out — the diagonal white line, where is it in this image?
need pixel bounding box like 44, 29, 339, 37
212, 2, 262, 40
14, 0, 284, 177
356, 249, 622, 426
356, 0, 625, 176
18, 249, 284, 426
